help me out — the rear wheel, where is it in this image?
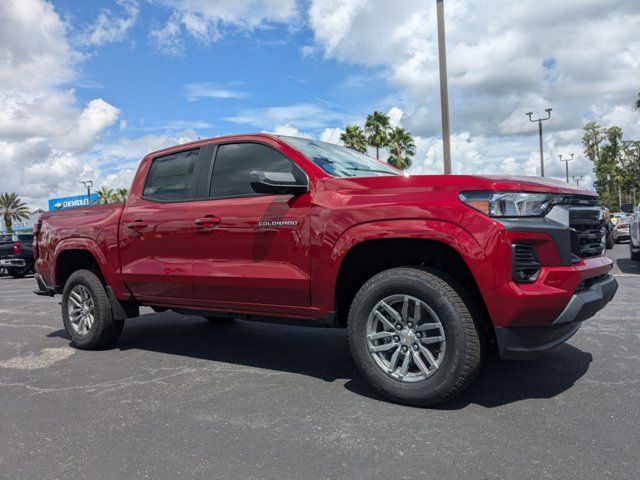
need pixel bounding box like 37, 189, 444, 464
631, 244, 640, 261
8, 267, 27, 278
62, 269, 124, 349
348, 267, 484, 407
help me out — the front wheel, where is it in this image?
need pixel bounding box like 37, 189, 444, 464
61, 269, 124, 349
348, 267, 484, 407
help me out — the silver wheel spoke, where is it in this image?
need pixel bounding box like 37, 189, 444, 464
373, 310, 397, 332
415, 323, 439, 332
367, 331, 395, 341
412, 350, 430, 375
370, 341, 399, 353
388, 346, 401, 372
398, 352, 411, 378
418, 343, 438, 368
401, 296, 410, 322
420, 335, 445, 345
379, 301, 402, 323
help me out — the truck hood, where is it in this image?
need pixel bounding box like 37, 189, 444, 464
321, 174, 597, 197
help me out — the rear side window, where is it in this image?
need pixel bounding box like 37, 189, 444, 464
209, 143, 304, 198
17, 234, 33, 242
143, 149, 199, 201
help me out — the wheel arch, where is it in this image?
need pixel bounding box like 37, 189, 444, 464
327, 220, 491, 330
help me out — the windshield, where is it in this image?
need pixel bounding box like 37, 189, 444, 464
280, 136, 400, 178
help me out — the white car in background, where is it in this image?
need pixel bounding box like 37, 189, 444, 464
625, 203, 640, 261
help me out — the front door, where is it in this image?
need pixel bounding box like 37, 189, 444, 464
191, 141, 311, 306
119, 148, 201, 299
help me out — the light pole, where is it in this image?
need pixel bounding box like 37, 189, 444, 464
80, 180, 93, 205
558, 153, 575, 183
526, 108, 552, 177
572, 175, 583, 186
436, 0, 451, 174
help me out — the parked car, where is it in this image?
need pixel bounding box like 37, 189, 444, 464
625, 202, 640, 261
0, 232, 35, 278
612, 215, 631, 243
33, 134, 617, 406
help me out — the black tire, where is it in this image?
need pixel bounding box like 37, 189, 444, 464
61, 269, 124, 349
631, 244, 640, 261
348, 267, 484, 407
204, 316, 235, 324
8, 267, 27, 278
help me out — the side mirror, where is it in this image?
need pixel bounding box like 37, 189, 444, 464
620, 203, 633, 214
250, 171, 309, 195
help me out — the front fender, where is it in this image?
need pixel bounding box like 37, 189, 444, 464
312, 218, 497, 314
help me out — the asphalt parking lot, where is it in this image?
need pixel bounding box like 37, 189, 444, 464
1, 244, 639, 479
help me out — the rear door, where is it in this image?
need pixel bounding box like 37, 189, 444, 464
190, 141, 311, 306
119, 147, 205, 299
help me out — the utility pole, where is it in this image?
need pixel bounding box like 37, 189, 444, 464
572, 175, 583, 186
558, 153, 575, 183
436, 0, 451, 174
526, 108, 552, 177
80, 180, 93, 206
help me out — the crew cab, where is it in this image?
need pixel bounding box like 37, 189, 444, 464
1, 232, 35, 278
33, 134, 617, 406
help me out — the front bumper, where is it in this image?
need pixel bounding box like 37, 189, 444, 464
495, 274, 617, 360
0, 257, 26, 268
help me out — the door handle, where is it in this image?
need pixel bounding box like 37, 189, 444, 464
195, 216, 221, 227
127, 220, 148, 229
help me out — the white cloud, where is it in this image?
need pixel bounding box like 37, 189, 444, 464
0, 0, 123, 209
150, 0, 298, 54
227, 103, 351, 130
80, 0, 139, 46
183, 82, 249, 100
0, 0, 76, 93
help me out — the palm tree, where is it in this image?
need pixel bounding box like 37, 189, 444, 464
387, 127, 416, 170
365, 111, 391, 159
97, 185, 114, 205
113, 188, 129, 203
0, 192, 30, 233
635, 91, 640, 111
340, 125, 368, 153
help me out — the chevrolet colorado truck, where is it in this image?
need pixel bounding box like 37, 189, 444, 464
33, 134, 617, 406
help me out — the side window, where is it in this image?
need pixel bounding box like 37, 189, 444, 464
209, 143, 304, 198
143, 149, 199, 201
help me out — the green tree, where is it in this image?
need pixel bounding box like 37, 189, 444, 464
113, 188, 129, 203
635, 91, 640, 111
0, 192, 30, 233
365, 111, 391, 159
387, 127, 416, 170
97, 185, 114, 205
340, 125, 368, 153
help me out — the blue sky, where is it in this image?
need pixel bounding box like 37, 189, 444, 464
1, 0, 639, 208
56, 0, 392, 140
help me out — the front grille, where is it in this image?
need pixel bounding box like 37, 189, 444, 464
569, 208, 606, 259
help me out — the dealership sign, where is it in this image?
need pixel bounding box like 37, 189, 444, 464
48, 194, 99, 211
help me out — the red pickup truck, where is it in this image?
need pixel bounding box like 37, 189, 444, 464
33, 134, 617, 406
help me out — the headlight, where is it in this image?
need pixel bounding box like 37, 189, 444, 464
458, 191, 561, 217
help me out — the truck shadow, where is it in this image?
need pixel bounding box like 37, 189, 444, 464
49, 311, 593, 409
